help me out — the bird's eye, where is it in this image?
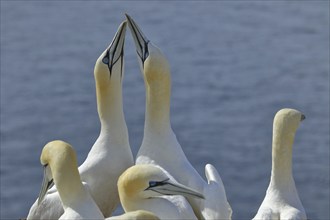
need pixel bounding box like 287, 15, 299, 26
102, 48, 111, 65
149, 181, 158, 187
102, 56, 109, 65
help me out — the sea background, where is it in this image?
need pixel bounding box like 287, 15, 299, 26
1, 1, 329, 219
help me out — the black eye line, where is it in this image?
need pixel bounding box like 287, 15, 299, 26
148, 186, 189, 197
129, 18, 149, 67
120, 48, 124, 80
102, 25, 125, 78
136, 40, 149, 68
42, 164, 54, 190
143, 40, 150, 62
47, 178, 54, 189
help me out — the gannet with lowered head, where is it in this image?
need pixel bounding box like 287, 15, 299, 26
27, 21, 134, 219
125, 14, 232, 219
37, 140, 104, 219
253, 108, 307, 220
117, 164, 204, 220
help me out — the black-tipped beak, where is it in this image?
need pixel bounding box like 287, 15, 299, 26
102, 21, 127, 77
145, 179, 205, 200
125, 14, 150, 65
301, 114, 306, 121
38, 165, 54, 205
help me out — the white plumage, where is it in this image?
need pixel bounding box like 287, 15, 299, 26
117, 164, 204, 220
253, 108, 307, 220
37, 140, 104, 219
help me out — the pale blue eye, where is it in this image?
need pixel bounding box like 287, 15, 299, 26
102, 57, 109, 64
149, 181, 157, 187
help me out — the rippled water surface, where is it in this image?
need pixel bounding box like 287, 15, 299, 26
1, 1, 329, 219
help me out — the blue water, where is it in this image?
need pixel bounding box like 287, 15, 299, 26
1, 1, 329, 219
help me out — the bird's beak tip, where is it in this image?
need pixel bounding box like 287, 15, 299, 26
301, 114, 306, 121
124, 13, 131, 20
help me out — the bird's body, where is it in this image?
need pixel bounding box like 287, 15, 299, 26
125, 14, 232, 219
253, 108, 307, 220
202, 164, 232, 219
117, 164, 204, 220
37, 140, 104, 219
27, 21, 133, 219
106, 210, 160, 220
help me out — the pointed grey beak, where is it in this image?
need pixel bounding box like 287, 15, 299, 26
102, 21, 127, 77
125, 14, 150, 65
146, 179, 205, 200
38, 165, 54, 205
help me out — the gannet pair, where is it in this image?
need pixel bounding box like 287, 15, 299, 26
37, 140, 203, 219
125, 14, 232, 219
253, 108, 307, 220
28, 21, 134, 219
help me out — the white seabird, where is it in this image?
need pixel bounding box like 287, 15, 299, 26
117, 164, 204, 220
37, 140, 104, 219
253, 108, 307, 220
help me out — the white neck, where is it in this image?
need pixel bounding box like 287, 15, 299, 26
54, 162, 87, 209
270, 127, 296, 188
95, 77, 129, 145
144, 78, 171, 134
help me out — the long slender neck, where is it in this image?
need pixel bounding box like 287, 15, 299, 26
53, 160, 86, 209
270, 126, 295, 187
95, 78, 128, 139
144, 77, 171, 134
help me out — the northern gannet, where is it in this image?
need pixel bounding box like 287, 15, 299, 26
27, 21, 134, 218
125, 14, 232, 219
253, 108, 307, 220
117, 164, 204, 219
37, 140, 104, 219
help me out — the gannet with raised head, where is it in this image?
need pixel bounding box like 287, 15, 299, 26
27, 21, 134, 219
37, 140, 104, 219
253, 108, 307, 220
125, 14, 232, 219
117, 164, 204, 220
